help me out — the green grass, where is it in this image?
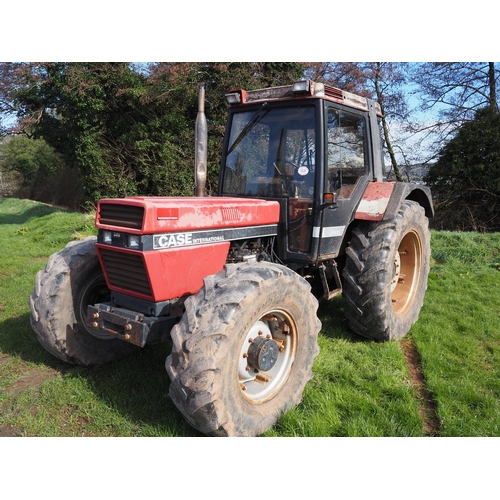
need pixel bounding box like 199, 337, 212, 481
412, 231, 500, 436
1, 197, 500, 437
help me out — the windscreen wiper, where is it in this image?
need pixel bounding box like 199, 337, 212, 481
227, 109, 271, 156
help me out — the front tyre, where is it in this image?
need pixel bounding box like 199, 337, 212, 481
165, 261, 321, 437
342, 200, 431, 341
30, 236, 139, 366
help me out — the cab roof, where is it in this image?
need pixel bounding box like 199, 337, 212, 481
226, 80, 382, 117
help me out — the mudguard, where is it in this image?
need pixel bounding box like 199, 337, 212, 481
355, 182, 434, 221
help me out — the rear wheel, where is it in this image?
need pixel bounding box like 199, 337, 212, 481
30, 237, 139, 366
342, 200, 431, 341
165, 261, 321, 437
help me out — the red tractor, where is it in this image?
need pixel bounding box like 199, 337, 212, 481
30, 80, 433, 436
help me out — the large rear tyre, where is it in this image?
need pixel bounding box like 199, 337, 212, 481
30, 236, 139, 366
342, 200, 431, 341
165, 261, 321, 437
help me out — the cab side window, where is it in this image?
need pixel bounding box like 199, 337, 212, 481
327, 108, 367, 199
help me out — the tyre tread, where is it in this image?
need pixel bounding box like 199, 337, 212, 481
342, 201, 430, 341
166, 261, 321, 436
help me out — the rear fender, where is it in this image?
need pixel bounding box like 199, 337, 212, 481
354, 182, 434, 222
384, 182, 434, 220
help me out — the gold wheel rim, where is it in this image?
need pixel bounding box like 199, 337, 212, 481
391, 231, 422, 316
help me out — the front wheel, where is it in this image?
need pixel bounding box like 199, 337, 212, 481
342, 200, 431, 341
30, 237, 139, 366
165, 261, 321, 437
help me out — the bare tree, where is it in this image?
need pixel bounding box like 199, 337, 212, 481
411, 62, 500, 157
365, 63, 411, 181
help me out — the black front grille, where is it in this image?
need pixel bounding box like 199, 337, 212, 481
99, 247, 152, 298
98, 204, 144, 229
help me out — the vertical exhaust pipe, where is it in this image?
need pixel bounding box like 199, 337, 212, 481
194, 85, 208, 197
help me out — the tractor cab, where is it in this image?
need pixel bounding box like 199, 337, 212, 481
218, 80, 384, 264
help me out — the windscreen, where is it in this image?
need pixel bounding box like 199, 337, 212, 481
221, 106, 317, 200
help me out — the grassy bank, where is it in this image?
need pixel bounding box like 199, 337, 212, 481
1, 197, 499, 437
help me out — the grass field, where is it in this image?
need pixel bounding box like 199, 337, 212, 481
1, 197, 500, 438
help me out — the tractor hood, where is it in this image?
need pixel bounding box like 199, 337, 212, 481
96, 196, 280, 234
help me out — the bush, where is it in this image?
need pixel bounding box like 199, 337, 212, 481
0, 136, 84, 210
426, 106, 500, 232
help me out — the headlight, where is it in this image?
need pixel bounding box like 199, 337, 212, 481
292, 80, 311, 94
102, 230, 112, 244
128, 234, 140, 249
225, 92, 241, 105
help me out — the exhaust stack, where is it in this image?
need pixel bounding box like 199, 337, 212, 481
194, 86, 208, 197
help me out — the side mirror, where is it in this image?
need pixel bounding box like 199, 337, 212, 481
323, 192, 337, 204
319, 192, 337, 211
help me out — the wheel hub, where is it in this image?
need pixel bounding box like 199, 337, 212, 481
247, 336, 279, 371
391, 251, 401, 293
238, 314, 296, 404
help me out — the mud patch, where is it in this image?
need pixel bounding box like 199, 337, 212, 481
401, 339, 440, 436
1, 366, 58, 437
0, 425, 18, 436
5, 367, 57, 398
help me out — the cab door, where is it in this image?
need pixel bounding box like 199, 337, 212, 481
317, 105, 370, 258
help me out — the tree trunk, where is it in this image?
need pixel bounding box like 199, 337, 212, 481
488, 62, 497, 111
374, 63, 403, 182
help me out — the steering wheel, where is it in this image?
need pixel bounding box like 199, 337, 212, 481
273, 159, 300, 175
